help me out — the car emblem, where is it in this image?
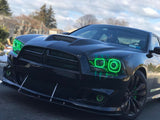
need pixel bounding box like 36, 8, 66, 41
77, 55, 81, 58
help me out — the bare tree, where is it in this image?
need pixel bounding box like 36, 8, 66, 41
15, 15, 49, 35
74, 14, 98, 28
0, 15, 17, 37
0, 15, 49, 38
104, 18, 129, 26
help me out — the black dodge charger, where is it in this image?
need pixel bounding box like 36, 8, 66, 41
2, 24, 160, 120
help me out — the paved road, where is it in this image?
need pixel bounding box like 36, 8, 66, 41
0, 65, 160, 120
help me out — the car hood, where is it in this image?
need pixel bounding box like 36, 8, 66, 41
23, 34, 142, 58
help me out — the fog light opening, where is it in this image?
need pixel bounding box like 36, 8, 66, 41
96, 95, 104, 102
6, 70, 11, 77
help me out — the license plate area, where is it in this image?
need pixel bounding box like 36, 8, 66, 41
16, 64, 80, 98
17, 67, 56, 95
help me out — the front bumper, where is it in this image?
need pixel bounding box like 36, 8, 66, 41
2, 52, 130, 116
2, 77, 122, 116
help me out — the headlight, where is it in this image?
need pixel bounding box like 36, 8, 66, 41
108, 58, 121, 73
13, 39, 24, 54
89, 57, 122, 75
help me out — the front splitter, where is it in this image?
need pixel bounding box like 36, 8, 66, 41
2, 77, 122, 116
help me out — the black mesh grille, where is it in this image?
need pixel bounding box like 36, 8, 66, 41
19, 46, 79, 71
25, 46, 45, 53
19, 46, 44, 63
49, 50, 77, 60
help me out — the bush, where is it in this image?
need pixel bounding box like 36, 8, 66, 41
0, 42, 4, 51
0, 26, 9, 44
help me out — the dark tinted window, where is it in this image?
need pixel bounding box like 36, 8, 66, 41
70, 25, 148, 51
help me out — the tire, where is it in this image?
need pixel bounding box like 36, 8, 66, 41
118, 70, 147, 120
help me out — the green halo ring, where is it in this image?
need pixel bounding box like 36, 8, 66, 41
94, 58, 105, 69
108, 58, 121, 73
96, 95, 104, 102
110, 61, 119, 70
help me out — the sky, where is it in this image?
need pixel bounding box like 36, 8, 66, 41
8, 0, 160, 34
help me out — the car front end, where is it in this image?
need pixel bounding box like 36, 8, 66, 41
2, 37, 131, 116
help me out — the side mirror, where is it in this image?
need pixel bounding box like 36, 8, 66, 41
153, 47, 160, 54
62, 32, 70, 35
147, 47, 160, 58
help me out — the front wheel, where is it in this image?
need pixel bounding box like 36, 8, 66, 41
119, 70, 147, 120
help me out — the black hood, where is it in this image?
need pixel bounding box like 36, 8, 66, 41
21, 34, 142, 57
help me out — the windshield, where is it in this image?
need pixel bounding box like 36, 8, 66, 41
70, 25, 149, 51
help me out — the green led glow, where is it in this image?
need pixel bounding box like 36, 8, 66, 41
89, 61, 94, 66
96, 95, 104, 102
6, 70, 11, 76
108, 59, 121, 73
94, 58, 105, 69
134, 96, 137, 99
89, 57, 122, 76
13, 39, 24, 54
133, 87, 137, 99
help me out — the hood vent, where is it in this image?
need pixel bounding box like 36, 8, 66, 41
45, 34, 77, 43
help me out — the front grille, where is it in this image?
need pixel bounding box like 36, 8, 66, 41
20, 46, 45, 63
46, 50, 79, 71
19, 46, 79, 71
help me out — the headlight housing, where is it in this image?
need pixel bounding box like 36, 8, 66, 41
13, 39, 24, 54
89, 57, 122, 75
